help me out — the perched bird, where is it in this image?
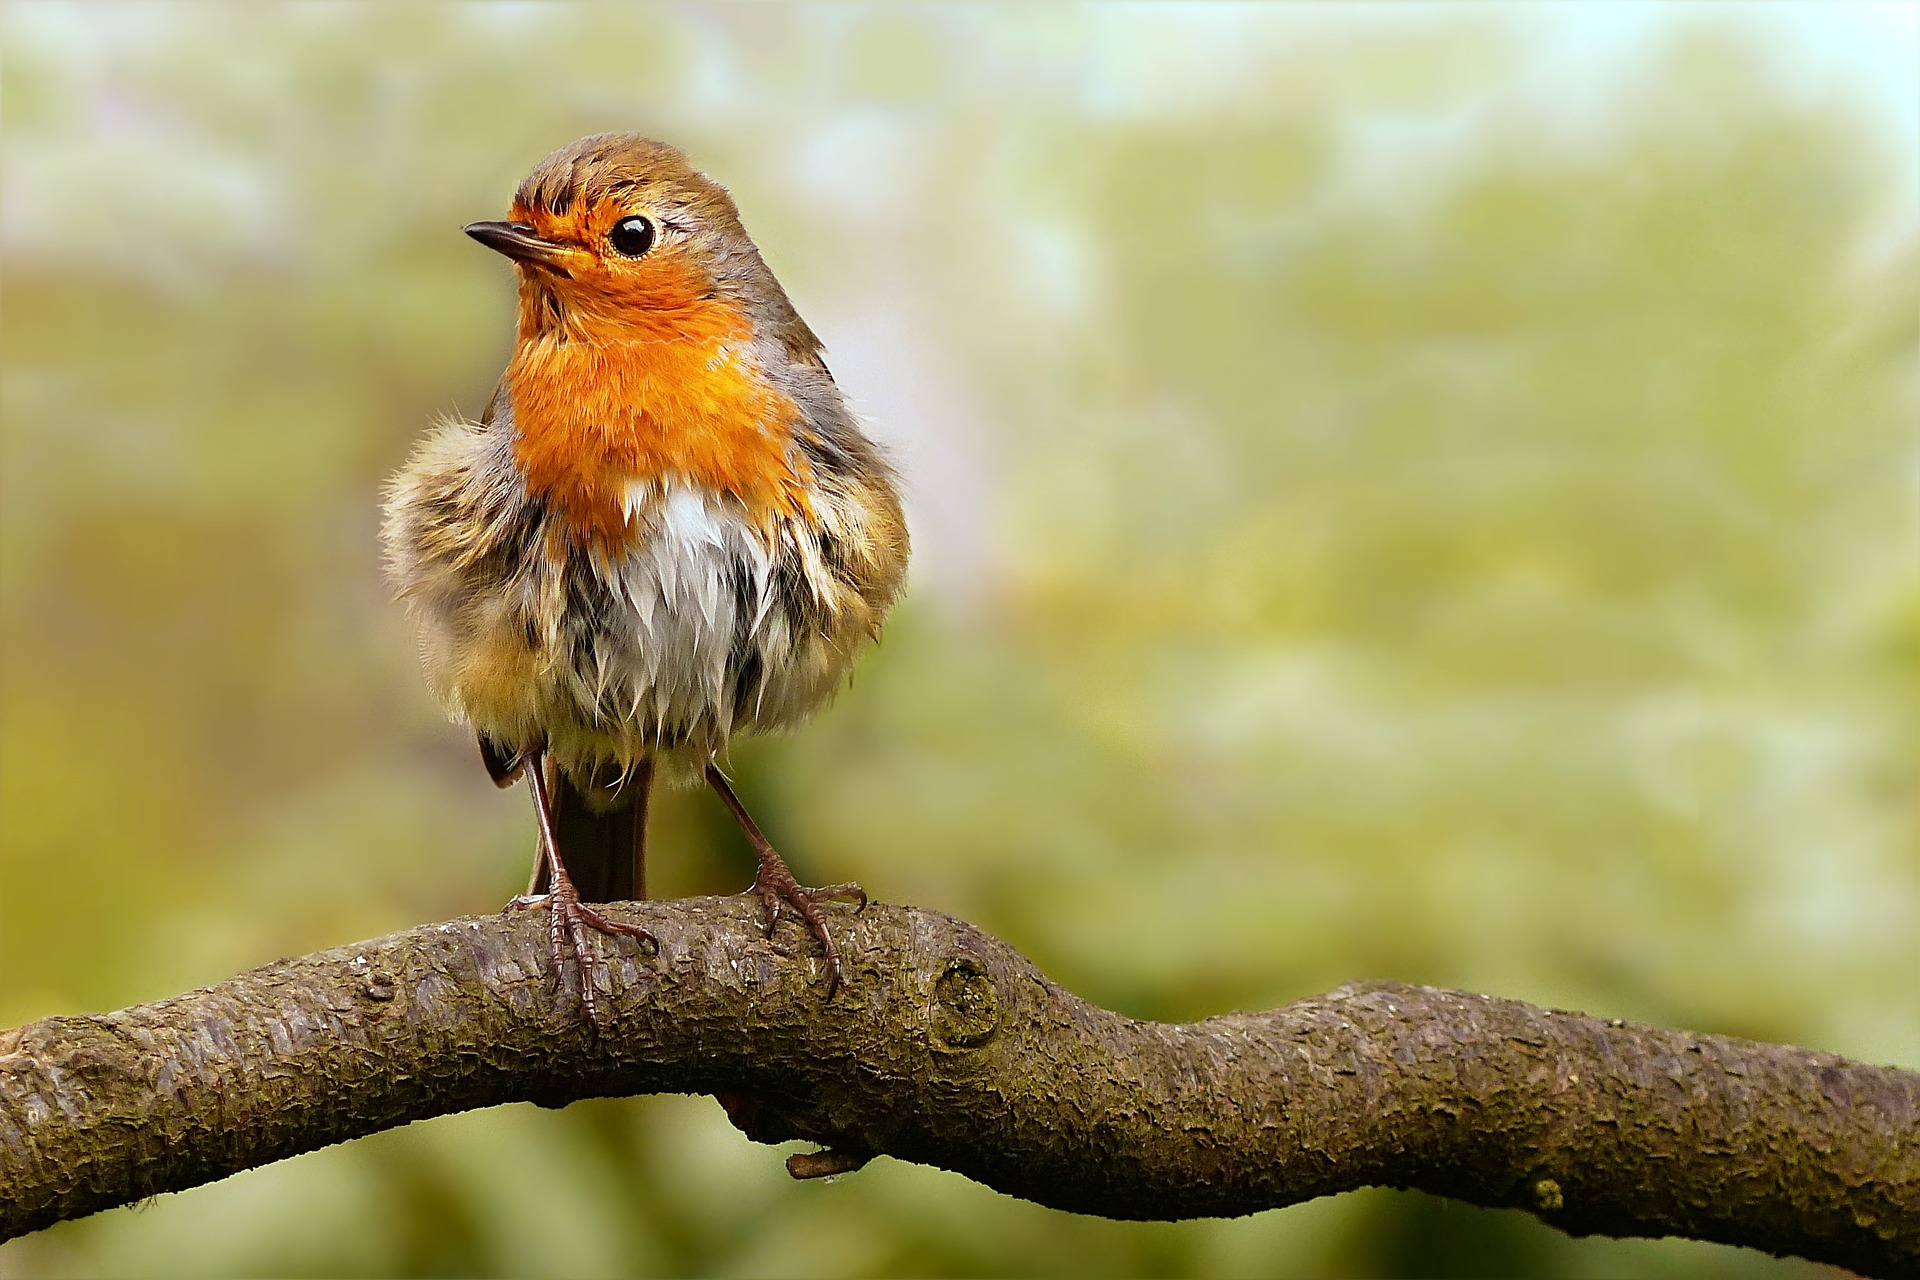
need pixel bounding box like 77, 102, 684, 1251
384, 134, 908, 1014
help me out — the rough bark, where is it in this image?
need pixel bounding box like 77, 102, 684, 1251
0, 898, 1914, 1274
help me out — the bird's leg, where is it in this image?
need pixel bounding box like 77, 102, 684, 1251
705, 763, 865, 997
506, 753, 656, 1021
524, 842, 546, 898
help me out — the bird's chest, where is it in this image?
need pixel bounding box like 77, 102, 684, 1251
430, 339, 856, 766
504, 334, 814, 550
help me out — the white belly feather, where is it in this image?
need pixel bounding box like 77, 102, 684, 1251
591, 480, 779, 739
537, 478, 857, 781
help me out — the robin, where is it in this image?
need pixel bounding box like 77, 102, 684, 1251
383, 134, 909, 1016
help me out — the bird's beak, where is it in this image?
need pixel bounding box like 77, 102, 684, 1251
464, 221, 572, 276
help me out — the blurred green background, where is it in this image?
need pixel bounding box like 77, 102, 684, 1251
2, 3, 1915, 1276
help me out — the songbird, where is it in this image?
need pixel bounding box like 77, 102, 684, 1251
383, 134, 908, 1015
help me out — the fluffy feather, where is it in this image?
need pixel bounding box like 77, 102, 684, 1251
384, 391, 905, 789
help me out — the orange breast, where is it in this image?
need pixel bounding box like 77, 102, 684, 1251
505, 283, 811, 550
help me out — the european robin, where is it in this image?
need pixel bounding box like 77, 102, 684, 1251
384, 134, 909, 1015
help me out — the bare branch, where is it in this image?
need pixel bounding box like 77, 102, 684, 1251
1, 898, 1914, 1273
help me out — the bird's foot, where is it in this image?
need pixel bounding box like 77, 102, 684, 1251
749, 852, 865, 998
505, 885, 657, 1024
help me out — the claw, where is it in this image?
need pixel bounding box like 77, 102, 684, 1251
812, 882, 868, 911
510, 887, 657, 1024
751, 854, 862, 998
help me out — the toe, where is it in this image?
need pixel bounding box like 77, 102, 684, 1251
575, 904, 659, 953
811, 882, 867, 909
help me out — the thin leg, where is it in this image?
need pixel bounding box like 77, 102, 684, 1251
525, 840, 546, 898
506, 751, 656, 1022
705, 763, 865, 997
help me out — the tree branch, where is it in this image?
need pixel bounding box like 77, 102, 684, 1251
1, 898, 1914, 1274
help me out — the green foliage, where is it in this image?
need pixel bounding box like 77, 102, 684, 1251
1, 6, 1912, 1277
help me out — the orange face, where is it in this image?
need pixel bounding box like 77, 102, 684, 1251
495, 191, 736, 345
474, 181, 812, 551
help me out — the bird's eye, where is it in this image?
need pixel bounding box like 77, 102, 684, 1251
608, 216, 655, 257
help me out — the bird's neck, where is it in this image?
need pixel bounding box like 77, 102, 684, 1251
504, 303, 812, 550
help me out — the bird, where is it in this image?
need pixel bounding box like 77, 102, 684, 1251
383, 133, 909, 1017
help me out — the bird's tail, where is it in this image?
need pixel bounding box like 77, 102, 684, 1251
534, 760, 652, 902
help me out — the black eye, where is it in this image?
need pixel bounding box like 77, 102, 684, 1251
608, 215, 655, 257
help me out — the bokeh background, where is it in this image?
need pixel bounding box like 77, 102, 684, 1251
3, 3, 1916, 1276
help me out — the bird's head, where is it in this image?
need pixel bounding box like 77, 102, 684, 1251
466, 134, 795, 347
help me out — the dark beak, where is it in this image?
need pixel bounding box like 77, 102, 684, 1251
463, 221, 571, 275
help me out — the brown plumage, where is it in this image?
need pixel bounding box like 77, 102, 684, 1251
384, 135, 908, 1012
